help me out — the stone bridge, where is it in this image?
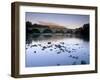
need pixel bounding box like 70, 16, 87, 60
29, 27, 73, 34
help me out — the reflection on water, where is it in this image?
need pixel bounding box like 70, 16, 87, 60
25, 34, 90, 67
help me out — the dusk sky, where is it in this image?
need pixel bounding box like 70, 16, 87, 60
25, 12, 89, 29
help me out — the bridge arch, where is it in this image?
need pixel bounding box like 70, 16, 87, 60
42, 29, 53, 33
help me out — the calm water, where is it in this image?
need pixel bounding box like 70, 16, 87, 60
25, 34, 90, 67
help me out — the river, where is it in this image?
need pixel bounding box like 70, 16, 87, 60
25, 34, 90, 67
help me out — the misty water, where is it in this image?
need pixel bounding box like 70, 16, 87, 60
25, 34, 89, 67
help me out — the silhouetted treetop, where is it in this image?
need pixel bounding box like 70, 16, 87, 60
26, 21, 33, 28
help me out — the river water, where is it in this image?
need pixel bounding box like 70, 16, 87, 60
25, 34, 89, 67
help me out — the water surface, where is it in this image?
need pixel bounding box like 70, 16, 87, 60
25, 34, 89, 67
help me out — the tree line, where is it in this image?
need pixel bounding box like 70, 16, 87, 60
26, 21, 89, 37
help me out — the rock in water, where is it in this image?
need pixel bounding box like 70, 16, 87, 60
48, 42, 51, 44
50, 49, 53, 51
57, 64, 60, 66
34, 51, 36, 53
81, 60, 86, 64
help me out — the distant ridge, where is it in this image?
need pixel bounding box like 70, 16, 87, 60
36, 21, 67, 29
